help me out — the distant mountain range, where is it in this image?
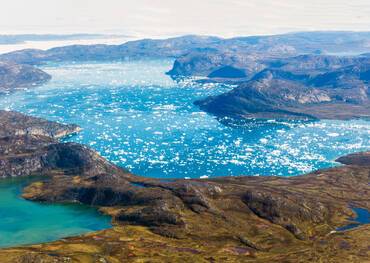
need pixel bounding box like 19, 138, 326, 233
1, 31, 370, 64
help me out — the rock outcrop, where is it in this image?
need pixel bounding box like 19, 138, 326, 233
0, 61, 51, 94
0, 111, 82, 178
0, 110, 81, 139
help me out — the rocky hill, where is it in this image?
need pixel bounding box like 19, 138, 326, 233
194, 54, 370, 120
0, 61, 50, 94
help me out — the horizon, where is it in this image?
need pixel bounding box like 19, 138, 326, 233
2, 29, 370, 39
1, 0, 370, 38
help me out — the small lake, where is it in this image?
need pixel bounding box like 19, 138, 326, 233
0, 178, 111, 248
336, 207, 370, 232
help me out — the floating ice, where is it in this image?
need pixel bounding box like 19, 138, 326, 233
259, 138, 268, 144
0, 60, 369, 179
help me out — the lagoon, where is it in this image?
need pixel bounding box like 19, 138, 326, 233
0, 178, 111, 248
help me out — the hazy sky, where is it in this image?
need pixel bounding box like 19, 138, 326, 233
1, 0, 370, 37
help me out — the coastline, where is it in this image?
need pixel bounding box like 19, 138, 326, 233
0, 111, 368, 262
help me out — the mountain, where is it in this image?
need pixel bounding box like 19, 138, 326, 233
310, 63, 370, 88
0, 110, 81, 139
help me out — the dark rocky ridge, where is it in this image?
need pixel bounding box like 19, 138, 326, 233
0, 35, 222, 64
166, 50, 266, 79
168, 52, 369, 80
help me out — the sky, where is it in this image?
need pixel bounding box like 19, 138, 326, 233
1, 0, 370, 38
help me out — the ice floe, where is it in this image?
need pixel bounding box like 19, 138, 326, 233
0, 60, 369, 179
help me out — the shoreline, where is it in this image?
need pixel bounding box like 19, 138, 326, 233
0, 111, 368, 262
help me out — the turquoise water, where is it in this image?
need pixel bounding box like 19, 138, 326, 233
0, 60, 369, 178
0, 178, 111, 248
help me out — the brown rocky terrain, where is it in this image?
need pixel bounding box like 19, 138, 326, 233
0, 111, 368, 262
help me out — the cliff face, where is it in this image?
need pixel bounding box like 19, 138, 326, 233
0, 61, 51, 94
